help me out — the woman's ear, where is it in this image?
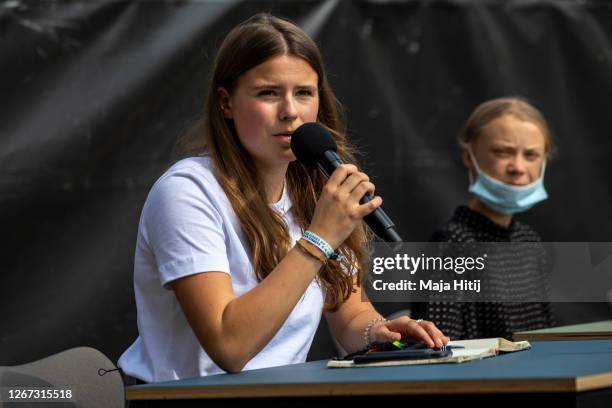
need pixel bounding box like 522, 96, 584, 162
462, 146, 474, 170
217, 87, 233, 119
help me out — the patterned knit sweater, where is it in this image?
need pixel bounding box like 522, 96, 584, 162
412, 205, 556, 340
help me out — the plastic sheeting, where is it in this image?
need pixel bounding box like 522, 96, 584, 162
1, 0, 611, 364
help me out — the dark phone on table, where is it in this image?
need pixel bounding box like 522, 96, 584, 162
352, 348, 451, 364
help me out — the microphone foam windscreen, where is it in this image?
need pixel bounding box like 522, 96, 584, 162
291, 122, 338, 169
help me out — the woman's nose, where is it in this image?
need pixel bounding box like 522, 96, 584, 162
279, 95, 298, 121
507, 155, 527, 175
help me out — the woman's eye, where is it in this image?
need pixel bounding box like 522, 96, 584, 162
493, 149, 511, 157
525, 152, 541, 160
297, 89, 313, 97
258, 90, 276, 97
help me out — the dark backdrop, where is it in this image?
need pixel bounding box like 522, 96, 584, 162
1, 0, 611, 365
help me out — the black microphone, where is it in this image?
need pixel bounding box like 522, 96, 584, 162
291, 122, 402, 242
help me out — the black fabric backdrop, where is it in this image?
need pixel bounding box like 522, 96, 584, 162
1, 0, 611, 365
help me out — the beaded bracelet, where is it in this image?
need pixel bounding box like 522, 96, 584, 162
302, 230, 344, 261
363, 316, 388, 348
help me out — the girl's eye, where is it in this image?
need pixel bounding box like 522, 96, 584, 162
525, 152, 541, 160
297, 89, 313, 97
493, 149, 511, 157
258, 90, 277, 97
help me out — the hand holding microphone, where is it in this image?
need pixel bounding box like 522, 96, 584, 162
291, 122, 402, 245
307, 163, 382, 249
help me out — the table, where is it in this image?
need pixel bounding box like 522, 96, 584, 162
126, 340, 612, 407
514, 320, 612, 341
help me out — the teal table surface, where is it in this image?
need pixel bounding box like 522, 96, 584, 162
127, 340, 612, 398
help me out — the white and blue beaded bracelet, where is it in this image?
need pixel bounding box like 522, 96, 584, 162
302, 230, 344, 261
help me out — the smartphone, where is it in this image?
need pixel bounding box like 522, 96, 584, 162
352, 348, 451, 364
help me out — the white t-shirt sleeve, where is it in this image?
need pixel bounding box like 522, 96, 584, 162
142, 171, 230, 289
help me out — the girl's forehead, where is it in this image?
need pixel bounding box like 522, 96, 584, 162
479, 115, 546, 148
240, 55, 318, 85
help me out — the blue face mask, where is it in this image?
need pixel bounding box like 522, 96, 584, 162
466, 146, 548, 215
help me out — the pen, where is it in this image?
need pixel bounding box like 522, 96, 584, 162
392, 341, 466, 351
439, 345, 465, 351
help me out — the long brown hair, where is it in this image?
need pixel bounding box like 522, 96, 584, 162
176, 13, 369, 311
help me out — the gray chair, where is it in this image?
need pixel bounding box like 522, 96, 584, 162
0, 347, 124, 408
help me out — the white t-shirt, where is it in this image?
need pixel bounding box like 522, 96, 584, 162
118, 156, 325, 382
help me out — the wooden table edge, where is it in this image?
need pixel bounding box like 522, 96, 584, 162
125, 374, 612, 400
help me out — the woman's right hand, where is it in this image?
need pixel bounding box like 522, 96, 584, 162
307, 164, 382, 249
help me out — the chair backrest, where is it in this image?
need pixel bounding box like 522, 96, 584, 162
0, 347, 124, 408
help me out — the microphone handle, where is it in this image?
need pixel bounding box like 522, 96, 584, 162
362, 197, 403, 242
317, 150, 342, 177
317, 151, 403, 242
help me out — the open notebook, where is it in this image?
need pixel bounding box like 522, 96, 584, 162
327, 338, 530, 368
